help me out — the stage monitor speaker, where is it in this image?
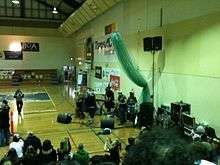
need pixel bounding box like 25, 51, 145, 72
57, 113, 72, 124
143, 37, 153, 51
100, 118, 114, 129
153, 36, 162, 51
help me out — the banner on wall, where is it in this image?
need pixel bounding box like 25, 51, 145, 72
110, 75, 120, 91
94, 82, 109, 94
85, 37, 93, 60
95, 66, 102, 79
4, 51, 23, 60
94, 35, 117, 63
105, 23, 116, 35
21, 42, 39, 52
93, 68, 120, 94
102, 68, 120, 80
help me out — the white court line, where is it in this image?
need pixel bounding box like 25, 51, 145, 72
24, 109, 57, 115
43, 86, 56, 108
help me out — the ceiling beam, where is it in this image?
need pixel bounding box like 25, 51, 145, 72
34, 0, 70, 17
20, 0, 25, 18
63, 0, 82, 9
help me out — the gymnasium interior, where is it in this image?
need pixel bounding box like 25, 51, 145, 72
0, 0, 220, 165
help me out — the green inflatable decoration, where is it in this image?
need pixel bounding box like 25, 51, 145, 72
111, 32, 150, 102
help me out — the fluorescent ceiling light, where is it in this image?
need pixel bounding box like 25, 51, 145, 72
52, 7, 58, 14
12, 0, 20, 4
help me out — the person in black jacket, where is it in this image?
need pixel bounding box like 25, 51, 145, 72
22, 145, 39, 165
118, 92, 127, 125
84, 89, 97, 125
14, 89, 24, 122
23, 132, 42, 154
1, 100, 10, 146
38, 139, 57, 165
105, 85, 115, 113
138, 101, 154, 129
127, 92, 137, 126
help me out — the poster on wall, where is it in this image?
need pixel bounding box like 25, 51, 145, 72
95, 66, 102, 79
4, 51, 23, 60
85, 37, 93, 60
102, 68, 120, 80
94, 34, 117, 63
110, 75, 120, 91
94, 82, 109, 94
21, 42, 39, 52
105, 23, 116, 35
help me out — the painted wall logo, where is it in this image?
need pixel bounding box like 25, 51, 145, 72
21, 42, 40, 52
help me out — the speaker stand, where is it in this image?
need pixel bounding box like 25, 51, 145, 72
151, 50, 155, 107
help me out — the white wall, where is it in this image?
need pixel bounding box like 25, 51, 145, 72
72, 0, 220, 135
0, 27, 74, 70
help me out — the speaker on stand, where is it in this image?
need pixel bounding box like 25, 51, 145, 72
143, 36, 163, 105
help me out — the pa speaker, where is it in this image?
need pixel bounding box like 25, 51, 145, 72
143, 37, 153, 51
100, 118, 114, 129
57, 113, 72, 124
153, 36, 162, 51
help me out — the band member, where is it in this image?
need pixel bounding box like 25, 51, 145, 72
84, 89, 97, 125
104, 85, 115, 113
14, 89, 24, 122
127, 91, 137, 126
118, 92, 127, 125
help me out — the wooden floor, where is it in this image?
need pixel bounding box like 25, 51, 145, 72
0, 84, 140, 159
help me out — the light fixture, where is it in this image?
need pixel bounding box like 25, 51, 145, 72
12, 0, 20, 4
9, 42, 22, 51
52, 7, 58, 14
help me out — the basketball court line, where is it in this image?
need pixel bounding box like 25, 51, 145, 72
24, 109, 57, 115
43, 86, 56, 108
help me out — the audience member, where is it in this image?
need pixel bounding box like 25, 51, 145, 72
23, 132, 42, 154
1, 100, 10, 146
57, 137, 71, 161
59, 154, 80, 165
73, 143, 89, 165
22, 145, 39, 165
123, 127, 194, 165
9, 134, 24, 159
125, 137, 135, 152
109, 140, 121, 165
38, 139, 57, 165
1, 148, 19, 165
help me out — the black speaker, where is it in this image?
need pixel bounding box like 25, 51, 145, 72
153, 36, 162, 51
100, 118, 114, 129
171, 102, 191, 125
143, 37, 153, 51
57, 113, 72, 124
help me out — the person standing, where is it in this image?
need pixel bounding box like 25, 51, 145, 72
1, 100, 10, 145
127, 91, 137, 126
84, 89, 97, 126
104, 85, 115, 113
73, 143, 89, 165
118, 92, 127, 125
14, 89, 24, 122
